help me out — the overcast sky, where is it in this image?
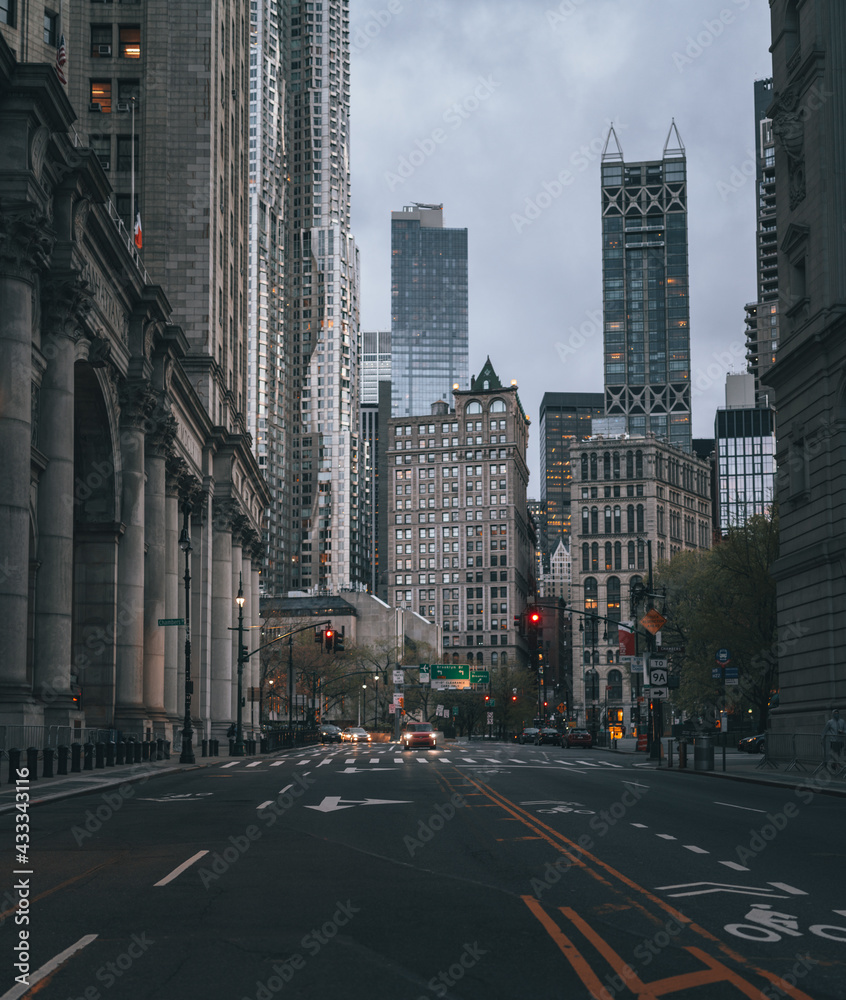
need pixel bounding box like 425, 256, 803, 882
348, 0, 774, 490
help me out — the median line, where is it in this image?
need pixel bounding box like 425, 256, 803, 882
0, 934, 98, 1000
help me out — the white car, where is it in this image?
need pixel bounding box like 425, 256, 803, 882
341, 727, 371, 743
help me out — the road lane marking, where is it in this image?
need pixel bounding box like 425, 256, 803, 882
247, 761, 262, 768
270, 760, 286, 766
278, 784, 293, 795
657, 834, 677, 840
257, 800, 273, 810
0, 934, 98, 1000
631, 823, 648, 828
720, 861, 751, 871
655, 882, 790, 899
684, 845, 709, 854
714, 800, 767, 813
769, 882, 808, 895
220, 761, 241, 768
317, 758, 334, 766
415, 758, 429, 764
154, 850, 209, 887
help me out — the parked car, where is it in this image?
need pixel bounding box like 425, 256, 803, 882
535, 727, 563, 746
401, 722, 437, 750
341, 727, 371, 743
737, 732, 766, 753
516, 727, 540, 744
566, 729, 593, 749
319, 724, 343, 743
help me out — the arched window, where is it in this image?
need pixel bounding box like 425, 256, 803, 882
490, 399, 506, 412
582, 542, 590, 571
452, 651, 459, 662
607, 669, 623, 700
604, 542, 612, 571
614, 541, 622, 570
581, 454, 588, 481
501, 652, 508, 665
628, 541, 636, 569
635, 450, 643, 478
590, 506, 599, 534
613, 452, 620, 479
627, 505, 635, 533
613, 505, 621, 533
585, 577, 599, 645
582, 507, 590, 535
604, 506, 612, 533
636, 504, 644, 532
606, 650, 615, 664
591, 542, 599, 571
466, 401, 482, 414
626, 450, 634, 478
603, 452, 611, 479
784, 0, 800, 60
590, 453, 598, 481
491, 651, 498, 665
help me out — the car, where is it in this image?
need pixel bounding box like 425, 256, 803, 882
566, 729, 593, 749
318, 724, 343, 743
535, 727, 563, 746
738, 732, 766, 753
401, 722, 437, 750
516, 727, 540, 744
341, 727, 371, 743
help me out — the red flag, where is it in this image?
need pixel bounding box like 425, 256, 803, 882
56, 34, 67, 85
134, 212, 142, 250
618, 621, 636, 657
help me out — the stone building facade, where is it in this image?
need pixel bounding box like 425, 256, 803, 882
765, 0, 846, 735
385, 359, 534, 671
569, 435, 711, 734
0, 32, 268, 740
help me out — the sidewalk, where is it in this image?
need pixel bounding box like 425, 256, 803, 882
2, 738, 845, 814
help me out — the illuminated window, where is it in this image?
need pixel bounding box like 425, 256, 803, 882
90, 80, 112, 113
119, 25, 141, 58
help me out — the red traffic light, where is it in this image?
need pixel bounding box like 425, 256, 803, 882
527, 608, 541, 626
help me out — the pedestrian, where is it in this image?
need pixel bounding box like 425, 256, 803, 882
226, 723, 236, 740
820, 709, 846, 765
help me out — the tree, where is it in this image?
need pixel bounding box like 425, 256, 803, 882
655, 510, 779, 731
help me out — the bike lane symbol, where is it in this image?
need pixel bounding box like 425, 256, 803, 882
725, 904, 846, 942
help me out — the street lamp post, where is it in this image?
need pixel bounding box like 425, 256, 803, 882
234, 573, 246, 756
178, 502, 195, 764
373, 675, 378, 730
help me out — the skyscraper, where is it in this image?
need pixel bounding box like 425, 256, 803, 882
744, 77, 779, 405
600, 124, 692, 453
391, 204, 468, 417
282, 0, 363, 595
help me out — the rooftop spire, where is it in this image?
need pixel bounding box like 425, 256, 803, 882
601, 123, 624, 162
663, 119, 685, 158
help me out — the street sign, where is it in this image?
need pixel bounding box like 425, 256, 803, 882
649, 659, 668, 686
469, 669, 490, 685
393, 669, 404, 684
715, 648, 731, 665
712, 667, 723, 679
158, 618, 185, 626
487, 712, 494, 725
640, 609, 667, 634
650, 686, 669, 699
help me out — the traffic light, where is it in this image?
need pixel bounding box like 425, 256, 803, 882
324, 628, 335, 652
484, 694, 490, 704
511, 694, 517, 703
240, 644, 249, 662
527, 607, 542, 628
314, 629, 323, 644
333, 628, 345, 653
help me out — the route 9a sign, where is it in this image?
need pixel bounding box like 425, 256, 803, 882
648, 658, 668, 687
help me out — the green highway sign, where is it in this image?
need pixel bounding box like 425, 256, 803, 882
158, 618, 185, 626
470, 669, 490, 684
419, 664, 488, 689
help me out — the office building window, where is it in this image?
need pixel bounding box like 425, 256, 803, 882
44, 10, 58, 45
119, 25, 141, 58
90, 80, 112, 112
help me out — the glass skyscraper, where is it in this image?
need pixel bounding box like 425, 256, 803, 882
601, 124, 692, 453
390, 204, 468, 417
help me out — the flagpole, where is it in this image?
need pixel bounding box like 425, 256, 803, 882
131, 96, 135, 239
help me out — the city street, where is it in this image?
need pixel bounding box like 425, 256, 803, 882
0, 742, 843, 999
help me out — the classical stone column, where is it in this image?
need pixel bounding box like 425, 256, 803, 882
34, 276, 91, 724
210, 498, 234, 735
142, 404, 177, 728
231, 528, 244, 725
163, 463, 182, 724
0, 207, 53, 722
114, 381, 155, 735
249, 552, 260, 733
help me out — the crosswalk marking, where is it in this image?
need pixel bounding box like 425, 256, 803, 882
416, 757, 429, 764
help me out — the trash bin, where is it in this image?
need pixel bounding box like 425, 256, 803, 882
694, 735, 714, 771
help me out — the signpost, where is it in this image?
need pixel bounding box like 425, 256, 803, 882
158, 618, 185, 626
419, 664, 489, 690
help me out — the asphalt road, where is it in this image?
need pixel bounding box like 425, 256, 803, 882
0, 743, 843, 999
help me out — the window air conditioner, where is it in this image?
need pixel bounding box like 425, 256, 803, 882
98, 159, 110, 171
116, 102, 130, 112
98, 44, 112, 56
89, 103, 102, 112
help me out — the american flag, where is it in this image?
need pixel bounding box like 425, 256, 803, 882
55, 34, 67, 85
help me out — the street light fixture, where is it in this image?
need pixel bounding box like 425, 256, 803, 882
233, 573, 246, 756
178, 502, 195, 764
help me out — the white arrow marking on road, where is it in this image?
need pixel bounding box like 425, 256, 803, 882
339, 766, 396, 773
655, 882, 792, 898
305, 796, 411, 813
769, 882, 808, 895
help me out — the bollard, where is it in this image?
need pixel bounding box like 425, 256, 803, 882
665, 739, 673, 769
134, 742, 142, 764
116, 741, 125, 765
71, 743, 82, 773
164, 740, 171, 760
83, 742, 94, 770
105, 742, 116, 767
43, 746, 54, 778
26, 746, 39, 779
201, 739, 208, 758
142, 740, 150, 761
57, 745, 69, 775
95, 742, 105, 769
678, 741, 687, 770
8, 748, 21, 784
156, 738, 165, 761
212, 739, 219, 756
